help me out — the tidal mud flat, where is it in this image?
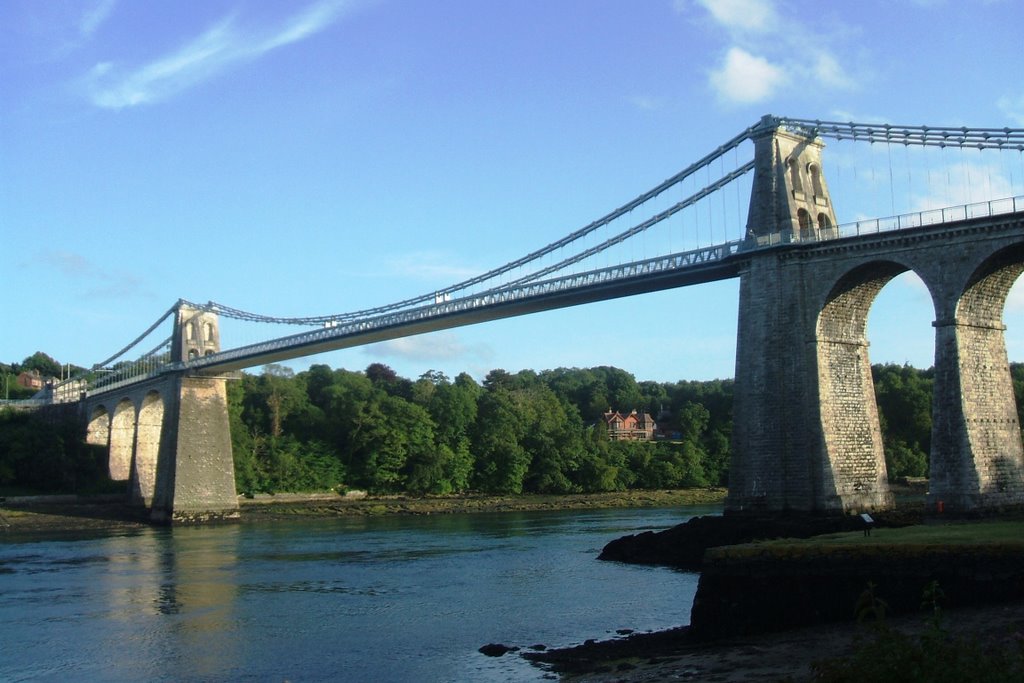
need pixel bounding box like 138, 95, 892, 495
0, 488, 725, 535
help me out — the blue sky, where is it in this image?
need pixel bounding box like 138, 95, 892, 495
3, 0, 1024, 383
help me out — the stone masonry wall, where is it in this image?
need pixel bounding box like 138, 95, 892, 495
730, 214, 1024, 514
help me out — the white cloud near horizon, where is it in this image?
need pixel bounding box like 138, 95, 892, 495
83, 0, 352, 109
365, 332, 484, 363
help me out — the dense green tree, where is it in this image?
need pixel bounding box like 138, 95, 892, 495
15, 348, 1003, 499
425, 373, 479, 492
472, 387, 532, 493
20, 351, 62, 378
873, 364, 933, 479
0, 409, 109, 494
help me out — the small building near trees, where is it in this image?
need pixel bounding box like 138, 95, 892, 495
602, 408, 657, 441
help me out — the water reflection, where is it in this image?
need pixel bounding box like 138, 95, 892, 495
0, 505, 712, 682
155, 526, 243, 679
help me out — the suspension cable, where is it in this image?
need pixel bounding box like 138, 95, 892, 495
91, 303, 178, 369
185, 125, 764, 327
114, 116, 1024, 366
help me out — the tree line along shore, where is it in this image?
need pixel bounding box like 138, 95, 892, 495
3, 359, 1024, 503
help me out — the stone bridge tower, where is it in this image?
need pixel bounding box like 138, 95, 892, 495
147, 301, 237, 523
172, 302, 221, 361
729, 117, 893, 515
745, 115, 839, 244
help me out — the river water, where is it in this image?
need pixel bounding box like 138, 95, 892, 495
0, 505, 716, 682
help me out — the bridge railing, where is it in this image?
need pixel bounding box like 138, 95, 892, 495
748, 195, 1024, 248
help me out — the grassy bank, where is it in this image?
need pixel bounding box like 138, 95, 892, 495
711, 518, 1024, 561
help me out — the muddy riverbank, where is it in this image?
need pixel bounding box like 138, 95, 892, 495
0, 488, 725, 535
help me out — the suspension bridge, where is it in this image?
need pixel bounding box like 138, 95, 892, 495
29, 114, 1024, 522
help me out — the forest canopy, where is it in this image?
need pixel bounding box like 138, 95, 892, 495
5, 361, 1024, 497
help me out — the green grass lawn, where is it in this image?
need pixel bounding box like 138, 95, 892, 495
705, 519, 1024, 562
752, 519, 1024, 549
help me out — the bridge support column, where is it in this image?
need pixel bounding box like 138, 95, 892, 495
729, 117, 892, 515
930, 319, 1024, 512
728, 253, 893, 515
150, 374, 238, 524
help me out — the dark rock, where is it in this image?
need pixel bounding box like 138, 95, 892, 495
478, 643, 518, 657
598, 510, 921, 570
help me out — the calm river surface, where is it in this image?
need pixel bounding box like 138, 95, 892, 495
0, 505, 717, 682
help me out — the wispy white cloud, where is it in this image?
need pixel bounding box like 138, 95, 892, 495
83, 0, 352, 109
384, 250, 482, 281
683, 0, 859, 106
628, 95, 665, 111
997, 93, 1024, 126
36, 250, 148, 298
80, 0, 117, 38
694, 0, 779, 35
366, 332, 471, 362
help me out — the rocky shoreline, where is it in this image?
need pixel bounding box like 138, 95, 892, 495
521, 507, 1024, 680
522, 600, 1024, 681
0, 488, 724, 535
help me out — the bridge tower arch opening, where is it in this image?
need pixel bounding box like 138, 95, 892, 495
109, 398, 136, 482
130, 390, 164, 506
814, 261, 913, 511
930, 243, 1024, 510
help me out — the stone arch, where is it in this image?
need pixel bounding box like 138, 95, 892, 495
817, 212, 832, 229
109, 398, 136, 481
87, 405, 110, 448
930, 243, 1024, 508
131, 391, 164, 505
814, 260, 921, 510
797, 208, 812, 237
957, 244, 1024, 327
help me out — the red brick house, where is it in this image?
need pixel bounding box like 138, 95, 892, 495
16, 370, 44, 390
602, 408, 657, 441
